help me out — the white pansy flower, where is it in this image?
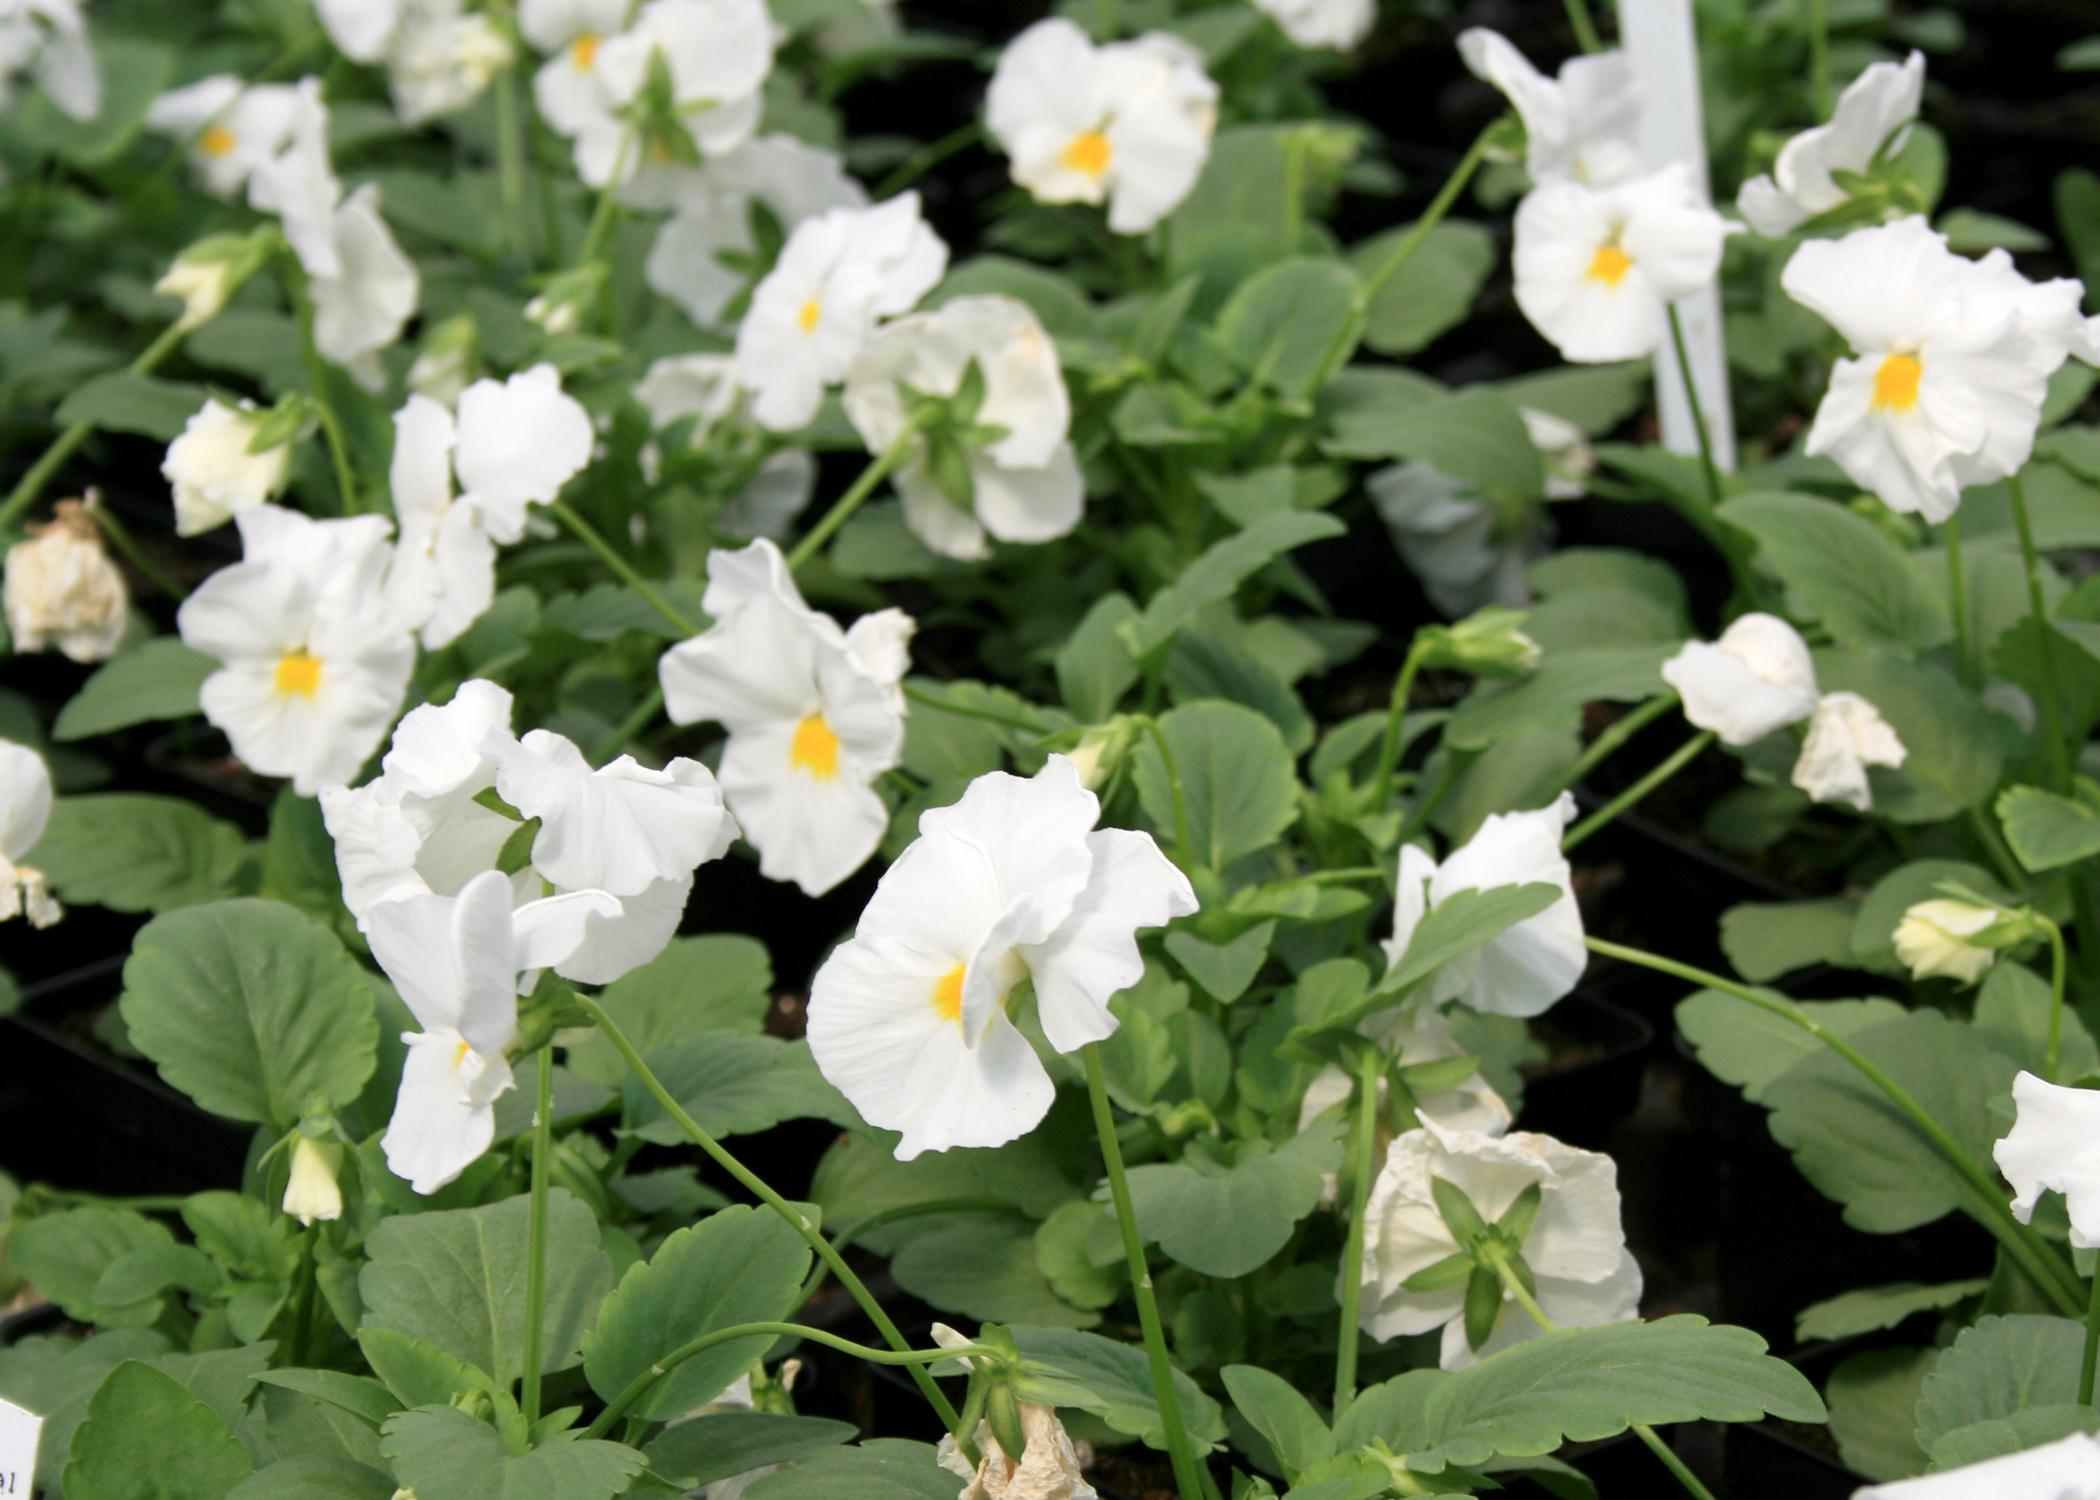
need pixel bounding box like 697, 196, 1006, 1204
1384, 795, 1584, 1020
5, 498, 127, 663
1738, 52, 1925, 238
1660, 613, 1819, 746
1998, 1072, 2100, 1250
1791, 691, 1905, 811
1783, 216, 2100, 522
1360, 1119, 1642, 1370
373, 869, 619, 1194
145, 76, 305, 198
843, 295, 1083, 561
0, 740, 61, 928
177, 507, 415, 796
1514, 166, 1733, 363
386, 0, 512, 125
582, 0, 775, 198
308, 184, 420, 382
1457, 28, 1640, 188
808, 756, 1197, 1159
733, 193, 948, 431
985, 19, 1218, 236
936, 1401, 1099, 1500
0, 0, 99, 120
450, 364, 596, 537
282, 1136, 343, 1225
1252, 0, 1373, 51
1892, 899, 1998, 984
633, 354, 817, 540
522, 0, 626, 136
246, 78, 342, 279
1855, 1432, 2100, 1499
161, 398, 293, 537
647, 135, 868, 329
659, 538, 911, 897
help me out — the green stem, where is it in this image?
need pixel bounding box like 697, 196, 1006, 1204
521, 1048, 555, 1425
591, 686, 665, 763
1081, 1044, 1206, 1500
1135, 715, 1195, 867
2047, 917, 2070, 1084
795, 1197, 1017, 1314
0, 318, 190, 530
1664, 303, 1725, 515
2009, 472, 2073, 792
1588, 936, 2086, 1314
1333, 1047, 1384, 1412
1562, 0, 1604, 52
574, 130, 635, 270
873, 122, 984, 200
547, 499, 697, 636
581, 1322, 994, 1442
2082, 1271, 2100, 1407
1808, 0, 1832, 118
1370, 643, 1429, 810
785, 414, 932, 574
1395, 748, 1472, 849
287, 268, 360, 515
86, 501, 184, 599
288, 1227, 320, 1367
1562, 732, 1714, 853
577, 996, 973, 1453
492, 20, 531, 259
1554, 694, 1677, 796
1944, 514, 1976, 690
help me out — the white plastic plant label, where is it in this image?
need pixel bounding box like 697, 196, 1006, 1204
0, 1395, 39, 1497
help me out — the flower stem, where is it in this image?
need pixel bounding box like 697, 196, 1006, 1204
286, 267, 360, 516
1370, 642, 1429, 811
521, 1048, 555, 1425
1135, 715, 1195, 868
590, 685, 666, 763
2046, 916, 2070, 1084
2008, 472, 2073, 793
785, 415, 931, 574
2082, 1271, 2100, 1406
1808, 0, 1832, 118
1664, 302, 1724, 514
546, 498, 698, 636
86, 500, 184, 600
581, 1321, 995, 1442
1333, 1046, 1385, 1413
1553, 694, 1677, 797
1944, 514, 1976, 690
576, 996, 974, 1454
1587, 935, 2086, 1314
1562, 0, 1604, 52
1562, 731, 1714, 853
1080, 1043, 1206, 1500
873, 122, 984, 200
491, 22, 531, 260
574, 131, 635, 271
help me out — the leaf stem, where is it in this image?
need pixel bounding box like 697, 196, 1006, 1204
1333, 1046, 1385, 1412
86, 500, 184, 600
1808, 0, 1832, 118
546, 498, 698, 636
1562, 731, 1713, 853
521, 1048, 554, 1425
1944, 514, 1976, 690
1562, 0, 1604, 52
873, 122, 984, 200
1553, 694, 1677, 797
1664, 302, 1724, 514
590, 685, 665, 763
1081, 1043, 1206, 1500
1135, 714, 1195, 868
785, 413, 932, 574
1370, 642, 1429, 811
2008, 471, 2073, 793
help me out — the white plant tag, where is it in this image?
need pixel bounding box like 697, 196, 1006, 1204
0, 1395, 40, 1497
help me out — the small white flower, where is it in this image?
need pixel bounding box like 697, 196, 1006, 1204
177, 507, 416, 796
733, 193, 948, 431
526, 0, 628, 141
0, 0, 99, 121
1892, 898, 1999, 985
313, 0, 400, 62
1783, 216, 2100, 522
808, 756, 1196, 1159
1791, 690, 1905, 811
843, 295, 1084, 561
1660, 613, 1820, 746
1360, 1118, 1642, 1369
308, 184, 421, 382
282, 1136, 344, 1225
5, 498, 127, 663
1251, 0, 1373, 51
452, 364, 596, 537
1738, 53, 1925, 238
146, 76, 306, 198
1457, 28, 1641, 188
246, 78, 343, 280
579, 0, 775, 196
1854, 1432, 2100, 1499
986, 18, 1218, 236
0, 739, 61, 928
161, 399, 293, 538
373, 868, 619, 1194
936, 1401, 1099, 1500
385, 0, 513, 126
659, 538, 911, 897
1998, 1071, 2100, 1250
1514, 166, 1733, 363
1384, 795, 1584, 1020
647, 135, 868, 329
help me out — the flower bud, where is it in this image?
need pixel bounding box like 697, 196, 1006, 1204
1064, 720, 1132, 791
283, 1135, 344, 1226
408, 312, 480, 407
1892, 899, 2000, 984
1418, 607, 1542, 680
161, 398, 292, 536
5, 496, 128, 663
155, 229, 274, 332
526, 265, 606, 337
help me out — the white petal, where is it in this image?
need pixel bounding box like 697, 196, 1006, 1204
1024, 828, 1197, 1053
383, 1030, 509, 1194
1995, 1072, 2100, 1249
453, 365, 595, 529
498, 730, 737, 896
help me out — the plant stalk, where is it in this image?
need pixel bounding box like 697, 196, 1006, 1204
547, 499, 697, 636
521, 1048, 555, 1424
2047, 917, 2070, 1084
785, 414, 932, 574
1370, 642, 1429, 811
1554, 694, 1677, 797
1563, 731, 1714, 853
287, 268, 360, 515
1136, 714, 1195, 868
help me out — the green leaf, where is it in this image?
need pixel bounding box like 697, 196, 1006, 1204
1764, 1011, 2020, 1232
1130, 511, 1345, 659
227, 1455, 398, 1499
1164, 921, 1274, 1003
1223, 1364, 1335, 1479
890, 1214, 1097, 1329
644, 1411, 858, 1489
583, 1205, 811, 1420
62, 1361, 254, 1500
1324, 387, 1544, 504
567, 935, 773, 1087
1121, 1119, 1345, 1278
1827, 1346, 1934, 1481
10, 1208, 175, 1325
1377, 884, 1563, 1001
1032, 1201, 1121, 1312
0, 1329, 169, 1494
1675, 991, 1906, 1103
120, 900, 377, 1127
359, 1191, 614, 1388
252, 1369, 396, 1428
1166, 629, 1314, 753
1719, 900, 1862, 984
1795, 1279, 1990, 1344
56, 373, 213, 441
1914, 1315, 2086, 1456
1353, 220, 1495, 356
53, 638, 216, 740
33, 795, 248, 914
1496, 365, 1651, 435
1334, 1316, 1825, 1470
1997, 784, 2100, 872
621, 1034, 854, 1144
1975, 961, 2100, 1082
356, 1327, 497, 1409
1133, 700, 1299, 871
261, 788, 342, 917
1055, 592, 1142, 723
809, 1131, 1079, 1241
744, 1439, 961, 1500
1010, 1326, 1229, 1451
1442, 648, 1674, 750
1720, 493, 1949, 651
1215, 257, 1360, 397
380, 1405, 646, 1500
1928, 1405, 2100, 1471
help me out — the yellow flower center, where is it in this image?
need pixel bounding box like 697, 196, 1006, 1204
933, 964, 966, 1024
1062, 130, 1113, 179
570, 33, 600, 70
454, 1038, 473, 1069
273, 650, 323, 698
1585, 242, 1634, 287
798, 299, 823, 334
1872, 353, 1923, 412
201, 124, 237, 159
789, 713, 841, 778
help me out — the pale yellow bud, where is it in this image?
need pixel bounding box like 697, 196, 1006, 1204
283, 1136, 344, 1226
1893, 899, 1998, 984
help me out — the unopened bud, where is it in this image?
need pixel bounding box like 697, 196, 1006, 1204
1419, 607, 1541, 680
283, 1135, 344, 1226
1892, 899, 2002, 984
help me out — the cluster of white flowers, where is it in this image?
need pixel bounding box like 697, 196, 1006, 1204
1663, 613, 1906, 811
0, 0, 98, 121
0, 739, 61, 928
312, 0, 511, 125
